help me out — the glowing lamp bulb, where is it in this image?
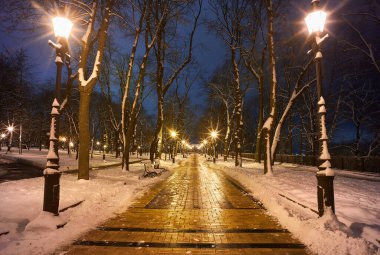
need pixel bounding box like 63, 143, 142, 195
211, 131, 218, 139
305, 10, 327, 34
52, 16, 73, 39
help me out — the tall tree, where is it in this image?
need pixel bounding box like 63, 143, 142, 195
77, 0, 113, 180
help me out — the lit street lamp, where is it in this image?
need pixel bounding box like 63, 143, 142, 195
43, 10, 73, 215
6, 125, 14, 153
305, 0, 334, 216
96, 141, 101, 153
202, 139, 208, 157
181, 140, 186, 158
103, 144, 107, 161
170, 130, 177, 163
210, 130, 218, 163
0, 133, 6, 151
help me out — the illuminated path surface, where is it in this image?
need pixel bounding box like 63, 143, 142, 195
64, 154, 309, 254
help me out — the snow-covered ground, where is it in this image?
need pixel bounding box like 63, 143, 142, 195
0, 149, 184, 255
202, 157, 380, 255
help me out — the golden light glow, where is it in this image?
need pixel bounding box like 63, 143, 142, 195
305, 10, 327, 34
203, 140, 208, 145
210, 130, 218, 139
96, 141, 100, 145
1, 133, 6, 138
69, 142, 74, 147
7, 126, 14, 132
170, 130, 177, 138
52, 16, 73, 39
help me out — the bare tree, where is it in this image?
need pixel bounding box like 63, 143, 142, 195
77, 0, 113, 180
209, 0, 248, 167
271, 58, 315, 160
150, 0, 202, 162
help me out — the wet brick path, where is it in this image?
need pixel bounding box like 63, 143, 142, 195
63, 154, 309, 254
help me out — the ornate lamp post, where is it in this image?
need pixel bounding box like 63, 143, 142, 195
43, 11, 73, 215
210, 130, 218, 163
170, 130, 177, 163
305, 0, 334, 216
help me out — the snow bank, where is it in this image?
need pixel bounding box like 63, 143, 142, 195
0, 155, 185, 255
202, 157, 379, 255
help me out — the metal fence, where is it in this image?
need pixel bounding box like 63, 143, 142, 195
231, 153, 380, 173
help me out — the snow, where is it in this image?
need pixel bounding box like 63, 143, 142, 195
0, 149, 184, 255
202, 157, 380, 255
1, 150, 379, 255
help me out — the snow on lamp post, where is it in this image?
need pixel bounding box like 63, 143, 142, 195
305, 0, 334, 216
210, 130, 218, 163
43, 10, 73, 215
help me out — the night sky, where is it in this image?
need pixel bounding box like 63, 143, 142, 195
0, 0, 378, 146
0, 1, 226, 118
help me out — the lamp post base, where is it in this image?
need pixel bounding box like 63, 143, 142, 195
43, 170, 62, 215
316, 174, 335, 217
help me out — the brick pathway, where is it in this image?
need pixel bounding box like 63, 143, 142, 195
62, 155, 309, 254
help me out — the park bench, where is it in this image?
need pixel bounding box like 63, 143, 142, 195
142, 159, 166, 178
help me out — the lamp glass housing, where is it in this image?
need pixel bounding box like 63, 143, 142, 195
53, 17, 73, 39
305, 10, 327, 34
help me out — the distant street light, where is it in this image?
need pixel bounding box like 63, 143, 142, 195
103, 144, 107, 161
170, 130, 178, 163
210, 130, 218, 163
6, 125, 14, 153
181, 140, 186, 157
305, 0, 334, 217
202, 139, 208, 157
0, 133, 5, 150
43, 9, 73, 215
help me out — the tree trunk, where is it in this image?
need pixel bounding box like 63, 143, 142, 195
262, 0, 277, 175
78, 91, 91, 180
151, 91, 164, 161
271, 93, 295, 160
255, 75, 264, 163
232, 47, 243, 167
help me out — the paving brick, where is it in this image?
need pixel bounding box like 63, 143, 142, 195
60, 155, 309, 254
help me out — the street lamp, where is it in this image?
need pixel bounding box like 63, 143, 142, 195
96, 141, 100, 153
6, 125, 14, 153
181, 140, 186, 158
170, 130, 177, 163
43, 10, 73, 215
305, 0, 334, 217
210, 130, 218, 163
202, 139, 208, 157
103, 144, 107, 161
0, 133, 5, 151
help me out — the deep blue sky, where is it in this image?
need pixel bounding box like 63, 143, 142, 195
0, 2, 226, 118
